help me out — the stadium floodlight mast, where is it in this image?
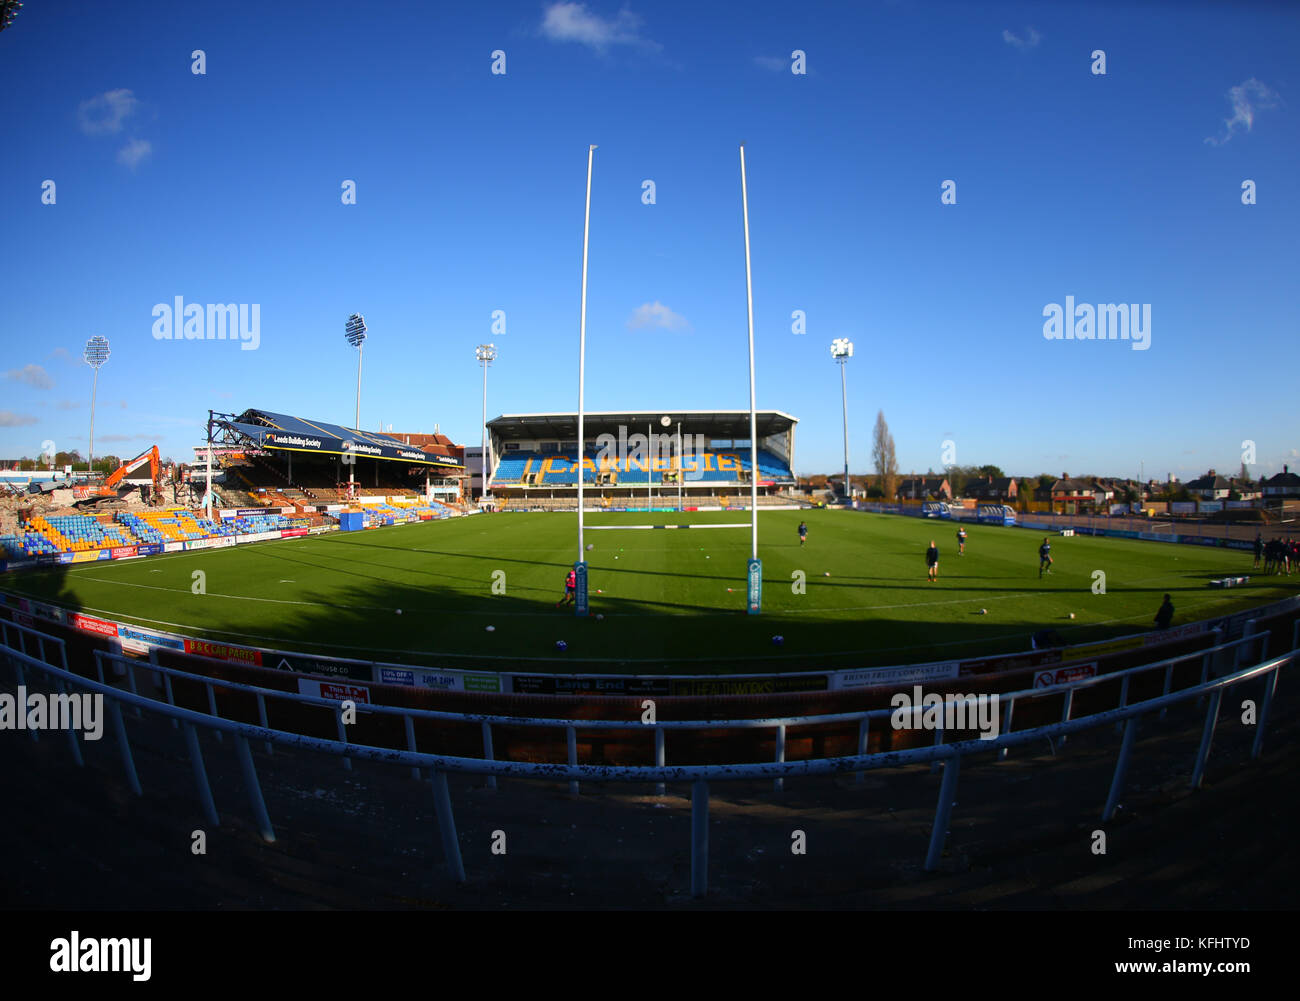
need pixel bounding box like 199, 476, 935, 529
0, 1, 24, 33
344, 313, 367, 496
475, 343, 497, 504
83, 336, 110, 480
831, 338, 853, 502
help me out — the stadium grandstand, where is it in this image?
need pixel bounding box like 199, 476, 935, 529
200, 408, 465, 506
486, 410, 798, 509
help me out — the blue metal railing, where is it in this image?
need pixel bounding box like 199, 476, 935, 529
1, 617, 1294, 898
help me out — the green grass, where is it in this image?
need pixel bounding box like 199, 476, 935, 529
3, 510, 1295, 673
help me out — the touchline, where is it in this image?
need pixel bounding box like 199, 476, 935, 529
0, 687, 104, 740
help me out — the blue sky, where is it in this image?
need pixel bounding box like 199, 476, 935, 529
1, 0, 1296, 481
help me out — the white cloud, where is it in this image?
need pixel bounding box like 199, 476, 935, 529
1002, 27, 1041, 50
627, 301, 690, 332
116, 138, 152, 169
753, 55, 787, 72
56, 400, 81, 411
48, 347, 75, 363
0, 411, 39, 428
1205, 78, 1280, 146
540, 2, 660, 53
78, 89, 139, 135
4, 364, 54, 390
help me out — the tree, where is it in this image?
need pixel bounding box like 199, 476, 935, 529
976, 464, 1005, 479
872, 411, 898, 499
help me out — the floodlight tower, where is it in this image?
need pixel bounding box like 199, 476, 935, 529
83, 336, 110, 480
475, 343, 497, 503
831, 338, 853, 501
344, 314, 367, 496
0, 2, 24, 33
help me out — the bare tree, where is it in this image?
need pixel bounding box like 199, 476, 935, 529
872, 410, 898, 499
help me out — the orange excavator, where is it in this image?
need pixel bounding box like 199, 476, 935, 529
97, 445, 162, 500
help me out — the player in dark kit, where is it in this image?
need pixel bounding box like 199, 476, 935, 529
957, 526, 967, 555
1253, 532, 1264, 569
1038, 538, 1053, 577
926, 540, 939, 582
556, 567, 577, 607
798, 521, 808, 547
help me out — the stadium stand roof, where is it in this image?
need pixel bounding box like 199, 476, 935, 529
487, 410, 797, 439
214, 409, 463, 468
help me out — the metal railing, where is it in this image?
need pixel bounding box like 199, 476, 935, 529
2, 617, 1294, 898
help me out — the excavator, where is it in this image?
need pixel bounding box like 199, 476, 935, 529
95, 445, 162, 501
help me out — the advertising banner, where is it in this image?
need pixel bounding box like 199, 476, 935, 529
1034, 662, 1097, 687
136, 543, 163, 556
69, 613, 119, 639
163, 541, 186, 553
119, 626, 185, 655
835, 662, 960, 690
297, 679, 371, 704
268, 651, 372, 680
280, 528, 308, 538
183, 638, 263, 666
110, 546, 139, 559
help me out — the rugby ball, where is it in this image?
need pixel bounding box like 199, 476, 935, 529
596, 614, 604, 621
1069, 613, 1076, 619
772, 635, 784, 646
555, 640, 567, 651
586, 543, 594, 551
485, 625, 495, 632
396, 609, 402, 615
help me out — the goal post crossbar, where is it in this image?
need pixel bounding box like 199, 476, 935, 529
584, 522, 753, 531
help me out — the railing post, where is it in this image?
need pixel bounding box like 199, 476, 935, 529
430, 770, 467, 883
690, 779, 709, 898
403, 715, 420, 781
13, 660, 37, 743
931, 717, 944, 773
156, 651, 179, 730
1059, 689, 1074, 745
854, 716, 869, 784
257, 691, 273, 754
924, 752, 962, 871
1251, 663, 1281, 760
124, 658, 142, 718
774, 723, 786, 792
336, 707, 352, 770
1190, 688, 1223, 791
108, 698, 142, 797
55, 677, 84, 767
654, 727, 665, 796
183, 721, 220, 827
1159, 663, 1173, 720
234, 733, 275, 843
1000, 698, 1016, 760
480, 721, 496, 790
1114, 675, 1130, 734
1103, 715, 1139, 821
566, 725, 579, 796
204, 681, 222, 742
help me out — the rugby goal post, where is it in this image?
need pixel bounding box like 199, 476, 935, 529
573, 144, 764, 616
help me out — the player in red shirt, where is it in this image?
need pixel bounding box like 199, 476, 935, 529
557, 567, 578, 607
